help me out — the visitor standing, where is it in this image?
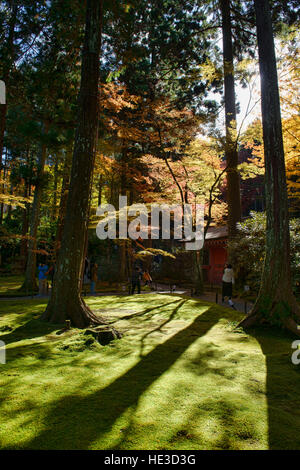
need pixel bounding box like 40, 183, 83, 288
38, 263, 48, 296
222, 263, 235, 307
131, 266, 141, 294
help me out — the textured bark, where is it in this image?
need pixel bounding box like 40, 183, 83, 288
220, 0, 242, 241
239, 0, 300, 336
20, 124, 49, 293
43, 0, 105, 328
194, 250, 204, 295
52, 157, 59, 222
20, 151, 33, 270
20, 186, 30, 270
119, 146, 128, 281
55, 148, 72, 256
119, 241, 127, 281
97, 173, 103, 206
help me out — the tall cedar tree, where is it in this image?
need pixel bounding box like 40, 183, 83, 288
42, 0, 104, 327
239, 0, 300, 336
20, 122, 49, 293
220, 0, 242, 240
18, 1, 83, 286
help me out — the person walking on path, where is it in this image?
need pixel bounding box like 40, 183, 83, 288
143, 270, 152, 287
222, 263, 235, 308
38, 263, 48, 296
90, 262, 98, 295
131, 266, 142, 294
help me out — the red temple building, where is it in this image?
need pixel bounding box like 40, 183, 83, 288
203, 226, 228, 285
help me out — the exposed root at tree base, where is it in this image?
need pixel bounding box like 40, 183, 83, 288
237, 302, 300, 337
237, 313, 260, 330
42, 297, 111, 329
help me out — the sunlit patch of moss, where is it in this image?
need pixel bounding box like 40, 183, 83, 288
0, 292, 299, 450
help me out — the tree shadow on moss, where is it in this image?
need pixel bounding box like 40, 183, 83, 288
249, 326, 300, 450
0, 319, 60, 345
138, 299, 187, 357
20, 305, 222, 450
107, 298, 182, 324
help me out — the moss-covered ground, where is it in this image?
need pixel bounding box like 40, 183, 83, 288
0, 280, 299, 450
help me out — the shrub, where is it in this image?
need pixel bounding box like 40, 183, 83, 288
228, 212, 300, 297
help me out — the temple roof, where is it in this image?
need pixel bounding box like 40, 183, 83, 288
205, 226, 228, 240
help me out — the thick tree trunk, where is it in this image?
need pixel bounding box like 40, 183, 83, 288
52, 156, 59, 223
20, 124, 49, 293
194, 250, 204, 295
20, 187, 29, 271
42, 0, 105, 328
220, 0, 242, 241
0, 148, 7, 225
98, 173, 103, 207
20, 208, 29, 270
239, 0, 300, 336
20, 150, 33, 270
55, 148, 72, 256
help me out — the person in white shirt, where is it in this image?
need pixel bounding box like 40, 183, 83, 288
222, 263, 235, 304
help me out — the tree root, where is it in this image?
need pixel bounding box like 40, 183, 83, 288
237, 313, 260, 330
42, 295, 108, 329
19, 279, 38, 294
237, 298, 300, 337
282, 317, 300, 337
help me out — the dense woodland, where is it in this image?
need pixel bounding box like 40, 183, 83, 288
0, 0, 299, 332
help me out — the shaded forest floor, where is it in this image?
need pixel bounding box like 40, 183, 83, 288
0, 275, 153, 298
0, 275, 28, 297
0, 292, 299, 450
0, 276, 253, 314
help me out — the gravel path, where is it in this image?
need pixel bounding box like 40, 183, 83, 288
0, 283, 253, 314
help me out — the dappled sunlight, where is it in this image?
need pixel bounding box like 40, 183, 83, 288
247, 326, 300, 449
110, 317, 268, 450
0, 294, 298, 449
0, 0, 298, 452
0, 276, 25, 296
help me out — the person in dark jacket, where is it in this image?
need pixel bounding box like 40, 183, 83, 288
131, 266, 141, 294
222, 263, 235, 308
38, 263, 48, 296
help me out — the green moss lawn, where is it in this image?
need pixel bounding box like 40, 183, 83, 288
0, 276, 150, 297
0, 276, 29, 297
0, 286, 299, 450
